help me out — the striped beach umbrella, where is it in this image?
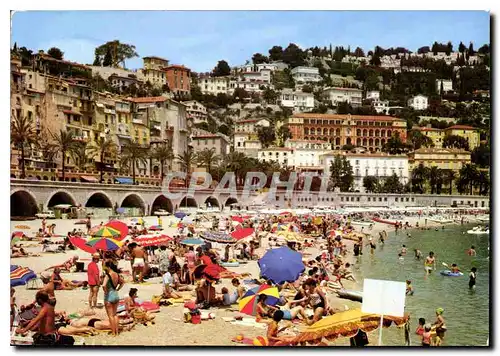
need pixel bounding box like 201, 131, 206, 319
91, 226, 121, 238
134, 234, 172, 247
238, 284, 280, 316
180, 238, 204, 246
86, 237, 123, 251
11, 265, 37, 287
14, 225, 31, 230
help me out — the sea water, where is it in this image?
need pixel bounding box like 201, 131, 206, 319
352, 223, 490, 346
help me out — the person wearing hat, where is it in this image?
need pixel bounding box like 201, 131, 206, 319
433, 308, 446, 346
87, 253, 101, 309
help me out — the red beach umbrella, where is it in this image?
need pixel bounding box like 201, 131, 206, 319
134, 234, 172, 247
70, 237, 97, 254
231, 227, 254, 240
105, 220, 129, 241
231, 216, 244, 223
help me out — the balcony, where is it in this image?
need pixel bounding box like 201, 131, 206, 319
104, 108, 116, 115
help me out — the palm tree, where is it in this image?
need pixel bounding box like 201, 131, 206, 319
70, 141, 89, 171
459, 164, 480, 195
428, 166, 443, 194
151, 141, 174, 180
121, 141, 148, 185
176, 150, 196, 187
442, 169, 456, 195
87, 137, 117, 183
411, 163, 429, 194
196, 148, 220, 176
476, 170, 490, 196
52, 129, 79, 181
11, 115, 37, 179
224, 151, 249, 186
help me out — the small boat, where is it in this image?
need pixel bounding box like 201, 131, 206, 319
153, 209, 170, 216
336, 289, 363, 302
467, 226, 489, 235
440, 270, 464, 277
428, 217, 454, 224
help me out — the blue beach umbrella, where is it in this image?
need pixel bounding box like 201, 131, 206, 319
11, 265, 37, 287
174, 212, 187, 219
180, 238, 204, 246
258, 246, 305, 285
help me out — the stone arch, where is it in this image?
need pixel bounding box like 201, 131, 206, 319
356, 129, 361, 136
363, 129, 367, 136
375, 129, 380, 137
179, 196, 198, 208
375, 138, 380, 146
46, 190, 77, 208
346, 137, 352, 145
11, 189, 38, 217
10, 174, 16, 179
363, 138, 367, 146
204, 196, 220, 209
356, 138, 361, 146
381, 138, 386, 145
335, 137, 341, 146
224, 197, 239, 207
369, 129, 374, 136
387, 130, 392, 137
151, 194, 174, 215
120, 193, 146, 211
85, 191, 113, 208
369, 138, 374, 146
381, 130, 386, 137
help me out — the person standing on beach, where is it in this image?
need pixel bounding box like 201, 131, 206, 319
86, 216, 91, 234
87, 253, 101, 309
42, 217, 47, 234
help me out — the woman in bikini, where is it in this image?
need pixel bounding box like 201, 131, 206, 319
256, 294, 279, 322
433, 308, 447, 346
305, 278, 329, 324
45, 255, 79, 272
102, 261, 123, 336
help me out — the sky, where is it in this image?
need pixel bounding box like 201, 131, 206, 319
11, 11, 490, 72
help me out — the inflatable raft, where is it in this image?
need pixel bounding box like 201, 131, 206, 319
336, 289, 363, 302
371, 217, 398, 226
440, 270, 464, 277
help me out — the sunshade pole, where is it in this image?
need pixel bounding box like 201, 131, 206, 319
378, 314, 384, 346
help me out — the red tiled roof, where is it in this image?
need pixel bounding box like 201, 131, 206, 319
143, 56, 169, 62
292, 113, 404, 122
126, 96, 168, 103
413, 127, 441, 132
260, 147, 293, 152
165, 65, 191, 72
37, 53, 90, 69
445, 125, 476, 130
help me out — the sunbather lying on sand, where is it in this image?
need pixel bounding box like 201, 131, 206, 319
11, 247, 40, 258
44, 256, 79, 272
56, 315, 134, 336
124, 288, 156, 322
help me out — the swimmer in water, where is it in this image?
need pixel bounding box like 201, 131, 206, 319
467, 246, 477, 256
401, 245, 407, 255
398, 253, 404, 262
450, 263, 460, 273
407, 233, 412, 238
469, 267, 477, 290
406, 280, 414, 295
424, 252, 435, 275
414, 249, 422, 260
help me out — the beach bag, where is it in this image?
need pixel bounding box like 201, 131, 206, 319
183, 310, 192, 323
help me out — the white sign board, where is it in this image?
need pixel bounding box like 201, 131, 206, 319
361, 279, 406, 317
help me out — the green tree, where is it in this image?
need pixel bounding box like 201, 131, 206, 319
417, 46, 431, 54
215, 93, 231, 107
336, 101, 352, 114
151, 141, 174, 180
381, 173, 404, 193
442, 135, 470, 151
353, 47, 365, 57
213, 60, 231, 77
92, 52, 101, 66
428, 166, 444, 194
52, 130, 79, 181
363, 175, 379, 193
476, 170, 489, 195
301, 84, 313, 93
196, 148, 220, 175
262, 87, 278, 104
257, 125, 276, 148
477, 44, 490, 54
282, 43, 306, 68
458, 164, 480, 195
95, 40, 139, 68
47, 47, 64, 60
87, 137, 116, 183
458, 41, 466, 53
408, 129, 434, 149
121, 142, 148, 185
468, 42, 475, 56
268, 46, 284, 61
102, 47, 113, 67
70, 141, 89, 170
369, 55, 381, 66
176, 149, 196, 175
232, 87, 249, 101
411, 163, 429, 194
329, 155, 353, 192
252, 53, 269, 64
442, 169, 456, 195
445, 41, 453, 55
471, 144, 490, 168
382, 132, 408, 154
276, 126, 292, 146
11, 115, 37, 179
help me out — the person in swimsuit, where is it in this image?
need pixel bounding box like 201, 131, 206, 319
405, 280, 414, 296
433, 308, 446, 346
414, 249, 422, 260
256, 294, 279, 322
467, 246, 477, 256
10, 288, 16, 328
266, 310, 295, 346
366, 238, 376, 254
184, 246, 196, 284
102, 261, 123, 336
415, 318, 426, 336
305, 278, 328, 324
425, 252, 436, 276
400, 245, 407, 255
450, 264, 460, 273
44, 255, 79, 272
422, 324, 433, 347
469, 267, 477, 290
128, 243, 147, 283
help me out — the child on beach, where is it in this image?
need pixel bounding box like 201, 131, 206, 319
422, 324, 433, 347
469, 267, 477, 290
406, 280, 414, 296
400, 245, 407, 255
415, 318, 426, 336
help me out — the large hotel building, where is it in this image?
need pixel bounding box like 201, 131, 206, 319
286, 113, 407, 151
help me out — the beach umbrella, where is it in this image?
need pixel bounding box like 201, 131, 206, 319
202, 231, 236, 244
86, 237, 123, 251
14, 225, 30, 230
11, 265, 37, 287
238, 284, 280, 316
258, 246, 305, 284
11, 237, 21, 246
91, 226, 121, 238
134, 234, 172, 247
231, 216, 244, 223
174, 212, 187, 219
148, 225, 163, 231
180, 238, 204, 246
193, 263, 225, 281
12, 231, 25, 238
70, 237, 97, 254
290, 308, 409, 345
54, 204, 72, 209
231, 228, 254, 240
105, 220, 129, 240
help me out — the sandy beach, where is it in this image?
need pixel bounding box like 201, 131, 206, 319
10, 211, 484, 346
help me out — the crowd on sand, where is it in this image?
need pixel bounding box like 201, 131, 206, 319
11, 208, 486, 346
